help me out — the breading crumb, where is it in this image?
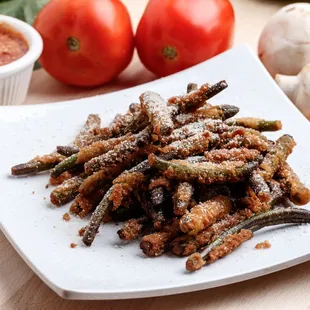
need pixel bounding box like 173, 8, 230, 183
255, 240, 271, 249
70, 243, 77, 248
78, 227, 86, 237
63, 212, 71, 222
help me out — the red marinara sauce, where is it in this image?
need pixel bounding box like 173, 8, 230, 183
0, 23, 28, 66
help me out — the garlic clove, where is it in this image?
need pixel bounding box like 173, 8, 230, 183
276, 64, 310, 119
275, 74, 299, 102
258, 3, 310, 78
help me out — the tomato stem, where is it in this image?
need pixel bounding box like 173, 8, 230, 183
162, 46, 177, 60
67, 37, 80, 51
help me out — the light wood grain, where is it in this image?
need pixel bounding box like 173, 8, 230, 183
3, 0, 310, 309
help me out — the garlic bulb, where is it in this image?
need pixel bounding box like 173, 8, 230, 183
276, 64, 310, 119
258, 3, 310, 78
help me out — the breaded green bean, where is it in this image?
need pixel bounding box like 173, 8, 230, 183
259, 134, 296, 181
276, 163, 310, 205
140, 219, 181, 257
129, 103, 141, 113
150, 186, 166, 207
170, 209, 252, 256
159, 131, 218, 158
50, 154, 78, 178
117, 216, 149, 240
168, 81, 228, 112
196, 185, 231, 202
56, 145, 80, 156
204, 148, 261, 163
249, 171, 271, 202
148, 154, 259, 185
219, 129, 270, 152
74, 114, 101, 147
83, 187, 114, 246
225, 118, 282, 132
84, 128, 150, 174
180, 196, 233, 235
160, 119, 227, 145
50, 176, 85, 206
174, 105, 239, 126
140, 91, 174, 137
70, 189, 106, 218
110, 109, 148, 136
83, 159, 154, 246
173, 182, 194, 216
79, 165, 125, 196
110, 171, 147, 210
186, 208, 310, 271
186, 83, 198, 93
11, 152, 66, 176
76, 134, 132, 164
268, 179, 284, 205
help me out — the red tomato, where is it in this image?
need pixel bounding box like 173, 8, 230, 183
135, 0, 235, 77
34, 0, 134, 87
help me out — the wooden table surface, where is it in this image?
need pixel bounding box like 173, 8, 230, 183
3, 0, 310, 309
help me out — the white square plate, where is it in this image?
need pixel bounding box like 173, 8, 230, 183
1, 45, 310, 300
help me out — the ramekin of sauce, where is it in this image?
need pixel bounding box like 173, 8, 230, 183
0, 15, 43, 105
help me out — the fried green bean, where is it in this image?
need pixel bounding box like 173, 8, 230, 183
129, 103, 141, 113
117, 216, 149, 240
159, 131, 218, 158
84, 128, 151, 174
174, 105, 239, 126
140, 91, 174, 137
73, 114, 101, 147
268, 179, 284, 205
170, 209, 252, 256
76, 134, 132, 164
173, 182, 194, 216
180, 196, 233, 235
276, 163, 310, 205
50, 154, 78, 178
150, 186, 166, 207
82, 159, 155, 246
219, 128, 271, 152
140, 219, 181, 257
82, 187, 114, 246
110, 172, 147, 210
186, 207, 310, 271
259, 135, 296, 181
56, 145, 80, 156
79, 165, 125, 196
225, 118, 282, 132
168, 81, 228, 112
148, 154, 259, 185
110, 109, 148, 136
249, 171, 271, 203
11, 152, 66, 176
204, 148, 261, 163
160, 119, 227, 145
196, 185, 232, 203
70, 189, 106, 218
240, 186, 270, 213
50, 176, 85, 206
186, 83, 198, 93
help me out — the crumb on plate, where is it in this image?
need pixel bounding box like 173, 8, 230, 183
78, 227, 86, 237
63, 212, 71, 222
255, 240, 271, 249
70, 243, 77, 248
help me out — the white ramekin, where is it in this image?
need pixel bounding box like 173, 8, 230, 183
0, 15, 43, 106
